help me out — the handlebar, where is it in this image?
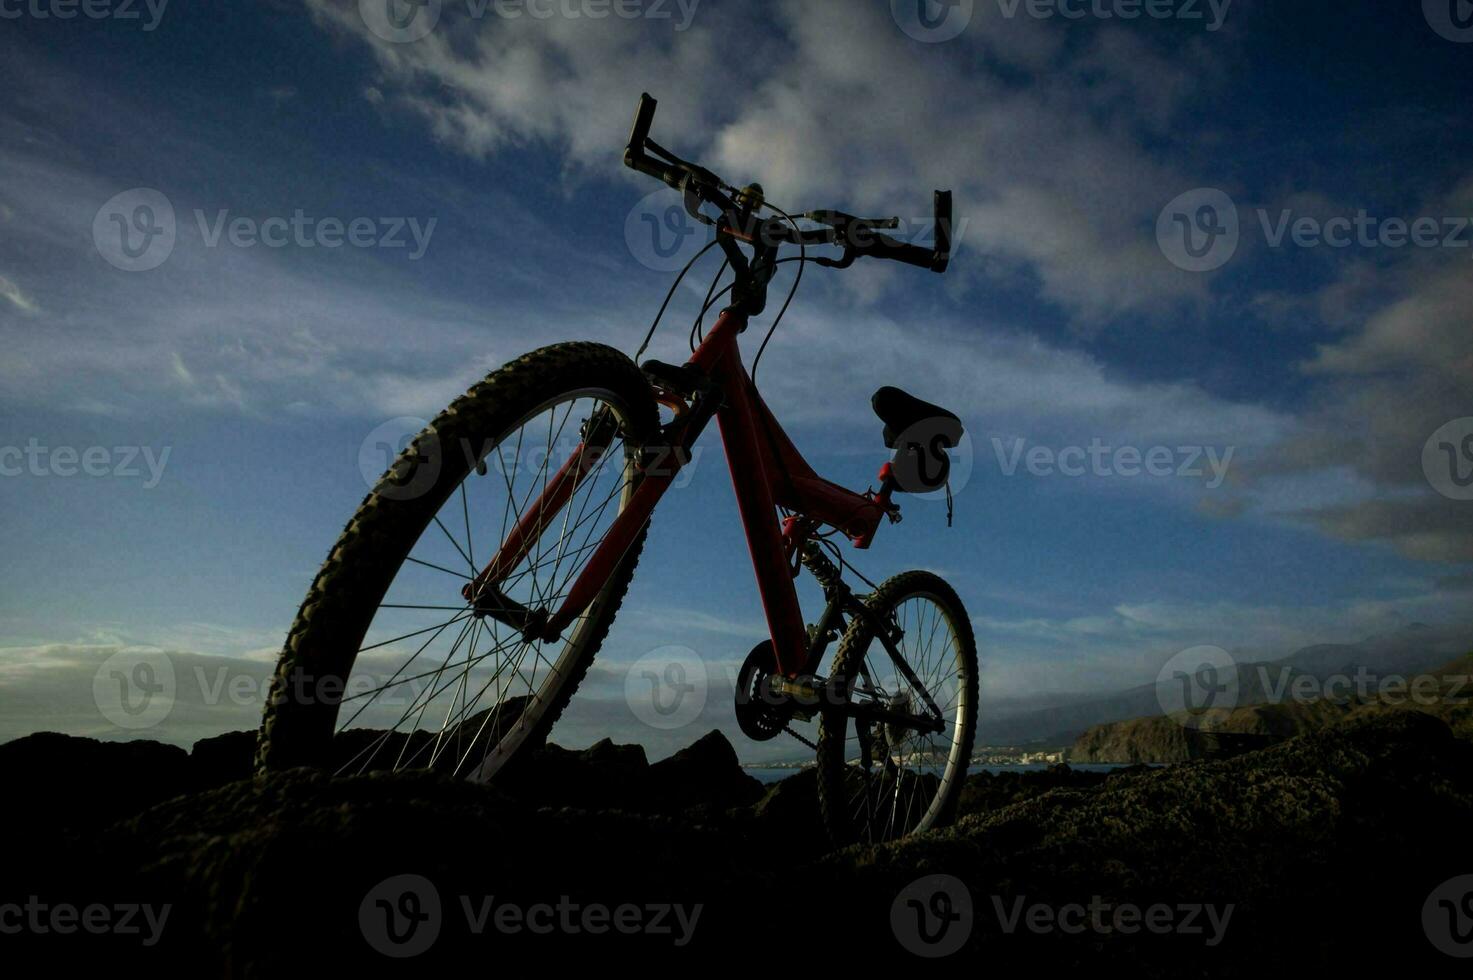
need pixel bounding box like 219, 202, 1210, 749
624, 93, 952, 274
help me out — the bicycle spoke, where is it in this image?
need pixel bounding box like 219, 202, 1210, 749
326, 389, 643, 781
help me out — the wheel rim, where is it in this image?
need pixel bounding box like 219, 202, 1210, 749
839, 590, 971, 843
330, 387, 642, 780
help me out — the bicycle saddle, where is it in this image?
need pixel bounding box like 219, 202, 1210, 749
872, 386, 963, 449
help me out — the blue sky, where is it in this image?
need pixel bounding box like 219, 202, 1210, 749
1, 0, 1471, 757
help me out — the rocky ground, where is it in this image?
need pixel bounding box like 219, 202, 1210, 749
3, 712, 1471, 974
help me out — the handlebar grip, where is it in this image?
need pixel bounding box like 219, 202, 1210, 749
932, 190, 953, 274
625, 93, 657, 169
623, 92, 685, 189
867, 234, 939, 270
861, 190, 952, 273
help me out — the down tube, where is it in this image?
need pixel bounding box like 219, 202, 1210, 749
712, 352, 809, 676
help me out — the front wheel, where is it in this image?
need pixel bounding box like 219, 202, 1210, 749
816, 571, 979, 846
255, 342, 659, 780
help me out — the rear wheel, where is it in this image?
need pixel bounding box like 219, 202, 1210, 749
816, 571, 978, 845
255, 342, 659, 779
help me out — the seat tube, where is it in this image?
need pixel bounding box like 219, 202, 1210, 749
711, 347, 808, 677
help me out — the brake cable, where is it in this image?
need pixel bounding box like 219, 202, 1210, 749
634, 239, 718, 364
749, 200, 808, 385
689, 258, 729, 351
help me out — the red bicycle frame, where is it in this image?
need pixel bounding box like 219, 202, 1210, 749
465, 307, 898, 678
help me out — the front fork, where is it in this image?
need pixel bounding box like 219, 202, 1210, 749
463, 387, 710, 643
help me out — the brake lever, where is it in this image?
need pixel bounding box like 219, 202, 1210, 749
810, 250, 857, 270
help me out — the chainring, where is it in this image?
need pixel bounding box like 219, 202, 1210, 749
733, 640, 793, 742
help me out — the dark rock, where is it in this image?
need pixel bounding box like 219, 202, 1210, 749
5, 714, 1470, 974
822, 711, 1473, 973
188, 730, 256, 789
0, 732, 191, 836
750, 767, 827, 851
644, 730, 765, 814
495, 737, 651, 810
84, 767, 764, 973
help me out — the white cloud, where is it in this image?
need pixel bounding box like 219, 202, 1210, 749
0, 273, 36, 313
304, 0, 1225, 321
972, 582, 1473, 696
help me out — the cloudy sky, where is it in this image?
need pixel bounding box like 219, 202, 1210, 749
1, 0, 1470, 757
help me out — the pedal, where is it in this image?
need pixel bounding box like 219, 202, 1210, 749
770, 674, 826, 707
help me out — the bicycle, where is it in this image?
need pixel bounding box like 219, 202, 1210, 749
255, 94, 979, 845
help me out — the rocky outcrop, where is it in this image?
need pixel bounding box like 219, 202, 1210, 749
1070, 654, 1473, 762
2, 714, 1470, 975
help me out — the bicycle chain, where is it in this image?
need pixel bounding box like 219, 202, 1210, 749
783, 724, 817, 751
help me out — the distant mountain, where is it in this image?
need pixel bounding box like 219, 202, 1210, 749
1069, 648, 1473, 763
978, 622, 1469, 747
